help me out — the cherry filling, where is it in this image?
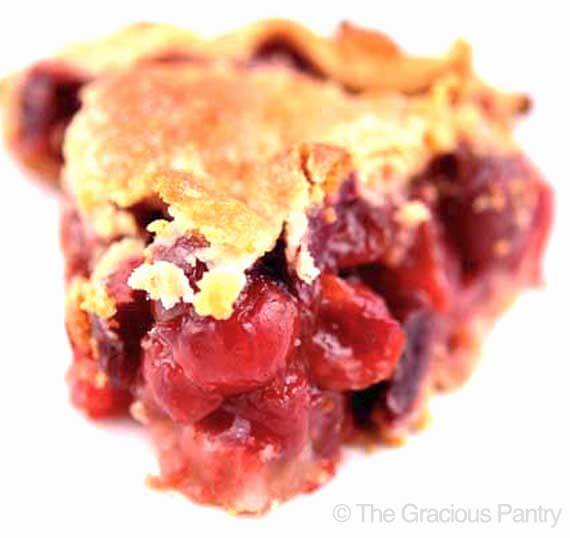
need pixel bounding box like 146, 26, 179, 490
18, 62, 87, 168
149, 358, 342, 511
303, 274, 404, 391
353, 220, 459, 314
415, 148, 550, 280
377, 309, 436, 419
308, 389, 346, 460
69, 361, 133, 419
143, 336, 223, 423
308, 179, 407, 272
144, 277, 299, 401
223, 356, 310, 455
94, 257, 153, 389
62, 146, 551, 508
60, 205, 93, 279
349, 309, 434, 430
305, 149, 551, 432
522, 177, 553, 283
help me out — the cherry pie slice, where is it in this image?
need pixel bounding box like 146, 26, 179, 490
1, 21, 552, 513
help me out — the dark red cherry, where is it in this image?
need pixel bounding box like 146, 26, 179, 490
305, 274, 405, 391
142, 333, 222, 423
148, 278, 299, 396
224, 357, 311, 455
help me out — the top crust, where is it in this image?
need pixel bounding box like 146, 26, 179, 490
1, 19, 527, 181
63, 60, 521, 319
64, 61, 520, 216
55, 19, 471, 93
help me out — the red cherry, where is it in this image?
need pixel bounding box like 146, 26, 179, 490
169, 278, 299, 395
388, 221, 457, 313
142, 334, 222, 423
224, 357, 311, 455
305, 274, 405, 391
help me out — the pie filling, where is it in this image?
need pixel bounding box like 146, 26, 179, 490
61, 147, 551, 511
15, 62, 87, 173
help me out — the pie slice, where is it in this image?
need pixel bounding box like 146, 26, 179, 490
1, 21, 552, 513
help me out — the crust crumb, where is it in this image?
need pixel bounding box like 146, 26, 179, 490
128, 260, 194, 309
130, 400, 150, 424
92, 238, 145, 280
90, 203, 138, 239
193, 269, 247, 320
80, 281, 117, 319
296, 245, 320, 283
394, 200, 431, 227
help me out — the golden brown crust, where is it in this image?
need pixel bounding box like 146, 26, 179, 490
2, 19, 528, 184
65, 63, 519, 207
212, 20, 471, 93
55, 19, 471, 93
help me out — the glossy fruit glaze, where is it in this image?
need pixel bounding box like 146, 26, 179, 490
62, 147, 552, 511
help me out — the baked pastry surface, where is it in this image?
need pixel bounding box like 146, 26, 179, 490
1, 20, 552, 513
2, 19, 517, 181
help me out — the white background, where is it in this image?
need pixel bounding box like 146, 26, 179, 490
0, 1, 568, 536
